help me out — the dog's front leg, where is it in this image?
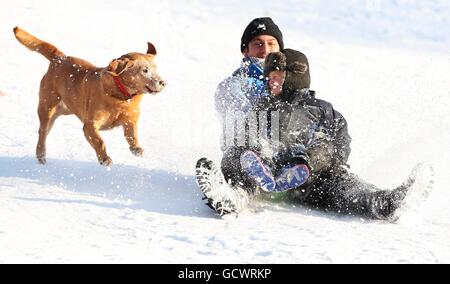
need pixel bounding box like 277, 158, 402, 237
83, 122, 112, 166
123, 121, 144, 157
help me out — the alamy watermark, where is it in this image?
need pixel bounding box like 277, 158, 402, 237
223, 110, 281, 151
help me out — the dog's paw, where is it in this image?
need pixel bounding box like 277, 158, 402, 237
130, 147, 144, 157
100, 157, 113, 167
37, 157, 47, 165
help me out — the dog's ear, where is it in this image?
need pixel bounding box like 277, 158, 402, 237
147, 42, 157, 55
106, 57, 135, 76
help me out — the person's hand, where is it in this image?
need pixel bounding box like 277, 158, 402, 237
288, 143, 307, 156
273, 143, 309, 165
307, 128, 332, 148
288, 144, 310, 164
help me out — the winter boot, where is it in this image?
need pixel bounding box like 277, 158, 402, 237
371, 163, 434, 221
196, 158, 249, 216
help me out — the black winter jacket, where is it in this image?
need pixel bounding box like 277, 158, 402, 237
254, 89, 352, 174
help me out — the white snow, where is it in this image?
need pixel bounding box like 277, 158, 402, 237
1, 0, 449, 263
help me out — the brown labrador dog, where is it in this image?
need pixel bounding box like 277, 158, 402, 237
13, 27, 166, 166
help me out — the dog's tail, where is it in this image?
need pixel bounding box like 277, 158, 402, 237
13, 27, 65, 61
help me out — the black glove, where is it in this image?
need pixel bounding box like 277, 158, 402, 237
306, 126, 332, 146
273, 143, 310, 166
288, 144, 310, 165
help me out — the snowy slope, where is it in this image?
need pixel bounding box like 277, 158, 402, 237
1, 0, 449, 263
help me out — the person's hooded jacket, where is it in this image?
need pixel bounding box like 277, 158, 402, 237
258, 49, 352, 174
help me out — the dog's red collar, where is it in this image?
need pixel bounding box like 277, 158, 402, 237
113, 76, 132, 98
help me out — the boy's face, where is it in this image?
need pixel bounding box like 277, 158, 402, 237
268, 70, 285, 96
243, 35, 280, 59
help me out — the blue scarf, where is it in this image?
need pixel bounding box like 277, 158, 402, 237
244, 57, 269, 105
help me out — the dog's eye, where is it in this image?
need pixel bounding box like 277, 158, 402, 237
143, 68, 149, 73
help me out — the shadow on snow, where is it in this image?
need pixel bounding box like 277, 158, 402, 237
0, 155, 215, 218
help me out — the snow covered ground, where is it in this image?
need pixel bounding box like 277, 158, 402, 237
1, 0, 449, 263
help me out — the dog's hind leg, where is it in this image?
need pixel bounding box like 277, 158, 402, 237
36, 90, 61, 165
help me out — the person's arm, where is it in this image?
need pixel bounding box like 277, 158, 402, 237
215, 71, 255, 152
329, 108, 352, 166
280, 101, 351, 172
215, 73, 252, 117
306, 104, 352, 168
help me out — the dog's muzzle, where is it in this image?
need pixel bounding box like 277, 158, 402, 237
146, 79, 166, 93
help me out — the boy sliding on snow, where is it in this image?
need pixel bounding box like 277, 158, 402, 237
240, 49, 411, 220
